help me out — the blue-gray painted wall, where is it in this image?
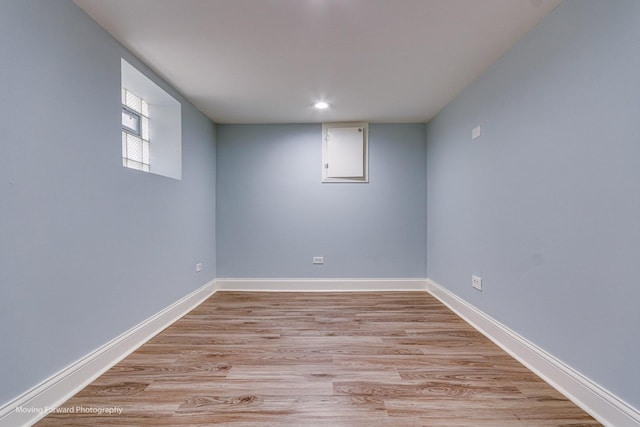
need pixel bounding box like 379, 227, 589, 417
0, 0, 216, 406
426, 0, 640, 408
216, 124, 427, 278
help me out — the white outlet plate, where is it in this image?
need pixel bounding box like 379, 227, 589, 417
196, 262, 203, 272
472, 275, 482, 291
472, 126, 481, 140
313, 257, 324, 264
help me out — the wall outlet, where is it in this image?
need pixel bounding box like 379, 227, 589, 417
472, 126, 481, 140
472, 275, 482, 291
313, 256, 324, 264
195, 262, 203, 272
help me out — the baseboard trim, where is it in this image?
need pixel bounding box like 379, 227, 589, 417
0, 280, 217, 427
426, 278, 640, 427
215, 278, 428, 292
4, 278, 636, 427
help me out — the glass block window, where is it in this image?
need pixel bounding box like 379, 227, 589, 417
121, 88, 150, 172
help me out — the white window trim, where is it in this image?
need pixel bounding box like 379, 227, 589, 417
121, 58, 182, 180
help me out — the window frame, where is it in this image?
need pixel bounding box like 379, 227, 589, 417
121, 105, 141, 136
121, 87, 151, 173
121, 58, 182, 180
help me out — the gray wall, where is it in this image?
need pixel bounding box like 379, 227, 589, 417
0, 0, 216, 406
426, 0, 640, 408
216, 124, 427, 278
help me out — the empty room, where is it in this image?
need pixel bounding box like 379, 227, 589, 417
1, 0, 638, 426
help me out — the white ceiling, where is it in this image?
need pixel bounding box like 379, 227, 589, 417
74, 0, 561, 124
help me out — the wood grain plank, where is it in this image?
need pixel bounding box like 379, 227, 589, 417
37, 291, 600, 426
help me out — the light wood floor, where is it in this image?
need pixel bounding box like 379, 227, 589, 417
38, 292, 599, 426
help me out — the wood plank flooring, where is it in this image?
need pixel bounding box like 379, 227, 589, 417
37, 292, 600, 426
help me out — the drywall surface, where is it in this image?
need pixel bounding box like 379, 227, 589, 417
0, 0, 216, 406
217, 123, 427, 278
426, 0, 640, 408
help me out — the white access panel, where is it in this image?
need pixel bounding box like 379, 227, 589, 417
327, 127, 363, 177
322, 123, 368, 182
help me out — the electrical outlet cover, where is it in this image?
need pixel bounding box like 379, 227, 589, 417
472, 275, 482, 291
472, 126, 481, 140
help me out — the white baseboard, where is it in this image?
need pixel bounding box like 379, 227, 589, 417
0, 280, 217, 427
215, 278, 428, 292
4, 277, 636, 427
426, 278, 640, 427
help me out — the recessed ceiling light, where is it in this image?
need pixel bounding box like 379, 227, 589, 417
314, 101, 329, 110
